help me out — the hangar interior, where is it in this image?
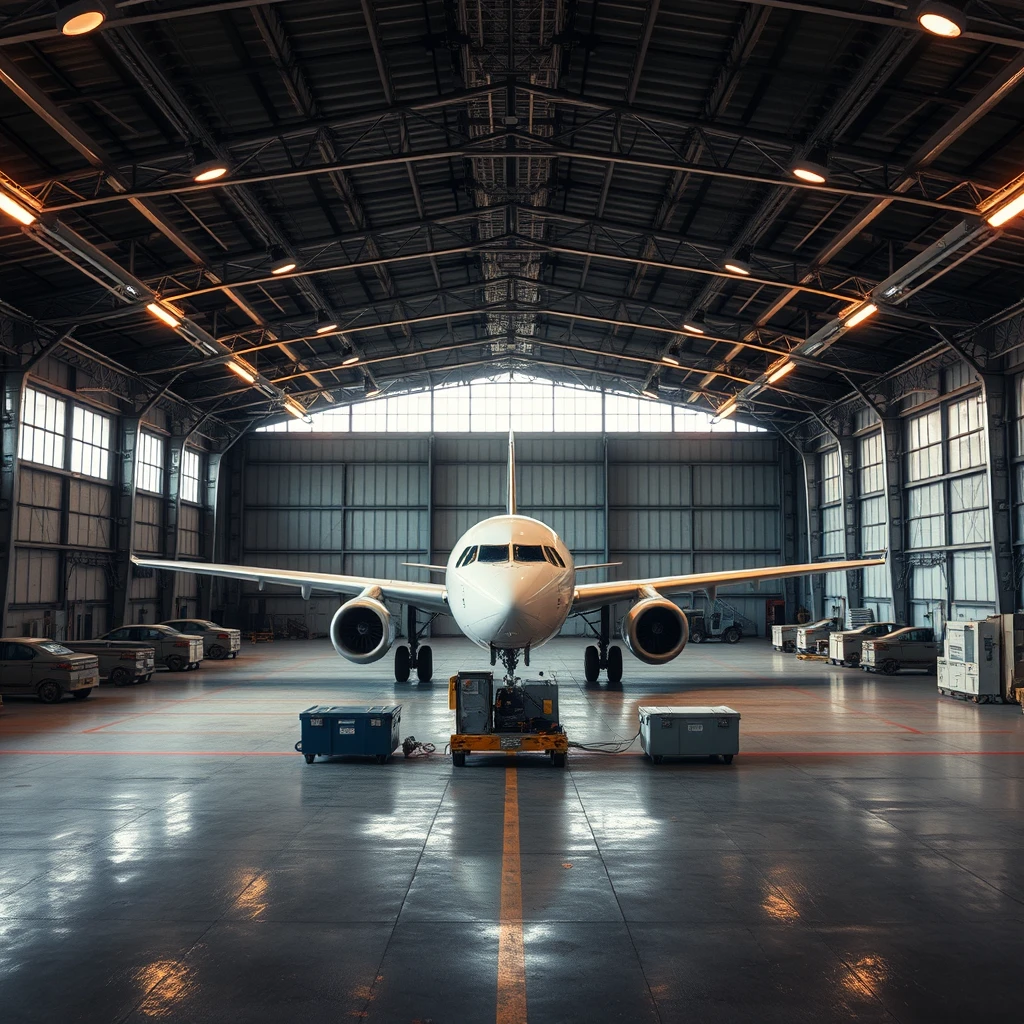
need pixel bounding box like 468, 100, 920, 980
2, 0, 1024, 1022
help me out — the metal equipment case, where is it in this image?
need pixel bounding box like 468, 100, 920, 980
938, 619, 1001, 702
299, 705, 402, 763
639, 705, 740, 764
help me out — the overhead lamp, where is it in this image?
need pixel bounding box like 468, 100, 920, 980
191, 144, 230, 183
790, 146, 830, 185
661, 353, 680, 367
986, 186, 1024, 228
724, 246, 752, 276
57, 0, 107, 36
843, 301, 878, 328
268, 245, 297, 276
767, 360, 797, 384
363, 377, 381, 398
715, 398, 738, 420
682, 310, 706, 334
145, 302, 180, 329
342, 352, 360, 366
227, 359, 257, 385
916, 2, 965, 37
313, 310, 338, 335
641, 377, 661, 400
0, 189, 36, 225
284, 397, 309, 421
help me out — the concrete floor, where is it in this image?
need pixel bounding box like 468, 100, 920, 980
1, 637, 1023, 1023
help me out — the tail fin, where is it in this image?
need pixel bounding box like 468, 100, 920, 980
507, 429, 517, 515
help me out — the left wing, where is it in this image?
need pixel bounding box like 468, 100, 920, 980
131, 556, 449, 613
572, 555, 885, 613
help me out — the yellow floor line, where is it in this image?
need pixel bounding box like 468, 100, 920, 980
497, 758, 527, 1024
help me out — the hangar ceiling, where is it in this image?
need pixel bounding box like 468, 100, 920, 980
1, 0, 1024, 437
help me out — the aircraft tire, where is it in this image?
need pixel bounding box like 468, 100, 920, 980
394, 645, 411, 682
584, 645, 600, 683
417, 645, 433, 682
606, 645, 623, 684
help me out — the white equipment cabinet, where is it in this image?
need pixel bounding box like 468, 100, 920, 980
937, 620, 1002, 703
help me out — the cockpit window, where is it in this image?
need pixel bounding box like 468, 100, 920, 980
477, 544, 510, 563
543, 546, 566, 567
456, 546, 478, 567
513, 544, 546, 563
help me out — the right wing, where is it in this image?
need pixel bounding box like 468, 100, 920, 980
131, 556, 449, 613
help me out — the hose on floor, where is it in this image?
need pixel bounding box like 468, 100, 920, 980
402, 735, 436, 757
568, 728, 641, 754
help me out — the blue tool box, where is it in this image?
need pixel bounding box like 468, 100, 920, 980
299, 705, 402, 764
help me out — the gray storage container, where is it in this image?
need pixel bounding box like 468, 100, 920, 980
638, 705, 740, 764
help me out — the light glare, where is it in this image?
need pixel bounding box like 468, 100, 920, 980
145, 302, 180, 329
0, 191, 36, 225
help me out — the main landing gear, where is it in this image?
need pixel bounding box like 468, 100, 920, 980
394, 606, 433, 683
584, 606, 623, 685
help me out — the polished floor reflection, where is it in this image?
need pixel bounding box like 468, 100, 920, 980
1, 638, 1023, 1023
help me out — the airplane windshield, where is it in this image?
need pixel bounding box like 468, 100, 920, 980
477, 544, 510, 563
456, 546, 478, 567
544, 546, 565, 567
513, 545, 546, 563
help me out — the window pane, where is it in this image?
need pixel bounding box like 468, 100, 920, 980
181, 448, 200, 504
137, 432, 164, 494
70, 406, 111, 480
19, 387, 66, 469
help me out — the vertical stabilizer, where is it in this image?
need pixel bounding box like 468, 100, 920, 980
507, 429, 518, 515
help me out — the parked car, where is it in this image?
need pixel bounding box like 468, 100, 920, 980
828, 623, 902, 667
64, 641, 155, 685
0, 638, 100, 703
795, 617, 842, 654
99, 625, 204, 672
160, 619, 241, 660
862, 627, 939, 674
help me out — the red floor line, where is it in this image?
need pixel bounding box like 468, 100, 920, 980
786, 687, 924, 734
0, 749, 297, 756
743, 750, 1024, 757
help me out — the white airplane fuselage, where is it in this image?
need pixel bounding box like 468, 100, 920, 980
445, 515, 575, 651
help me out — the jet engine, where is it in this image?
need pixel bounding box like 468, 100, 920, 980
330, 596, 396, 664
621, 597, 688, 664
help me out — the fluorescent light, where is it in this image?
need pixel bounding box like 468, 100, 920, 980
146, 302, 180, 329
227, 359, 257, 384
661, 354, 680, 366
342, 354, 360, 366
916, 2, 964, 37
193, 162, 228, 183
57, 0, 107, 36
364, 378, 381, 398
0, 190, 36, 225
716, 399, 738, 420
987, 189, 1024, 228
767, 360, 796, 384
790, 147, 829, 185
843, 302, 878, 328
269, 245, 297, 275
284, 398, 308, 420
314, 310, 338, 334
683, 310, 706, 334
724, 246, 752, 276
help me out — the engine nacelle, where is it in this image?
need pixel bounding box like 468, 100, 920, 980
330, 597, 395, 664
621, 598, 688, 665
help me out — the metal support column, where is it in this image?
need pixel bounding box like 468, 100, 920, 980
839, 432, 863, 611
198, 451, 223, 619
425, 435, 434, 638
799, 449, 824, 619
881, 415, 910, 624
0, 371, 26, 636
160, 435, 186, 621
981, 373, 1016, 613
780, 443, 800, 619
111, 416, 140, 627
223, 442, 246, 627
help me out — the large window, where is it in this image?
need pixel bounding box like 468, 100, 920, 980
19, 387, 66, 469
257, 376, 766, 434
137, 432, 164, 494
70, 406, 111, 479
181, 448, 200, 504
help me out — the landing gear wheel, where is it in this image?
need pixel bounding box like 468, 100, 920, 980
37, 680, 63, 704
208, 644, 225, 660
584, 645, 600, 683
881, 659, 899, 676
166, 655, 185, 672
551, 752, 566, 768
606, 645, 623, 684
723, 627, 741, 644
690, 629, 707, 644
417, 645, 433, 683
394, 645, 411, 682
304, 754, 315, 764
109, 666, 130, 687
847, 653, 860, 668
452, 751, 466, 767
72, 688, 92, 700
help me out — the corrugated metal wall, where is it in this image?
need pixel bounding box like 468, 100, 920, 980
233, 433, 784, 638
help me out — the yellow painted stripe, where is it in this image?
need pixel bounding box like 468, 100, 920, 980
497, 759, 527, 1024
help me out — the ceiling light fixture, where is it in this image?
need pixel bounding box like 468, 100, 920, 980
364, 377, 381, 398
843, 302, 878, 328
724, 246, 752, 276
145, 302, 180, 329
790, 146, 830, 184
227, 359, 257, 384
57, 0, 107, 36
682, 310, 706, 334
641, 377, 661, 399
767, 360, 797, 384
661, 354, 680, 367
313, 310, 338, 335
916, 2, 965, 37
268, 245, 297, 276
191, 144, 230, 183
284, 397, 309, 421
342, 353, 360, 366
0, 189, 36, 225
715, 398, 738, 420
986, 186, 1024, 228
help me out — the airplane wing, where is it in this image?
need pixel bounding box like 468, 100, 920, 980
571, 555, 886, 613
131, 556, 449, 613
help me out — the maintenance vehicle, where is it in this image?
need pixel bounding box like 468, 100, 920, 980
0, 638, 100, 703
795, 617, 843, 654
65, 640, 155, 685
828, 622, 902, 667
161, 618, 241, 660
862, 626, 939, 674
98, 624, 204, 672
772, 622, 803, 652
687, 609, 742, 644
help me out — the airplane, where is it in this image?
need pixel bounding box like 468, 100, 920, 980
133, 431, 885, 685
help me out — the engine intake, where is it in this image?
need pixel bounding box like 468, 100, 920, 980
330, 596, 395, 664
621, 598, 688, 665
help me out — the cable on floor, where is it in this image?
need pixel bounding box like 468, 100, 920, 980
568, 728, 641, 754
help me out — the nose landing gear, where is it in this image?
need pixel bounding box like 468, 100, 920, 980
584, 606, 623, 684
394, 606, 434, 683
